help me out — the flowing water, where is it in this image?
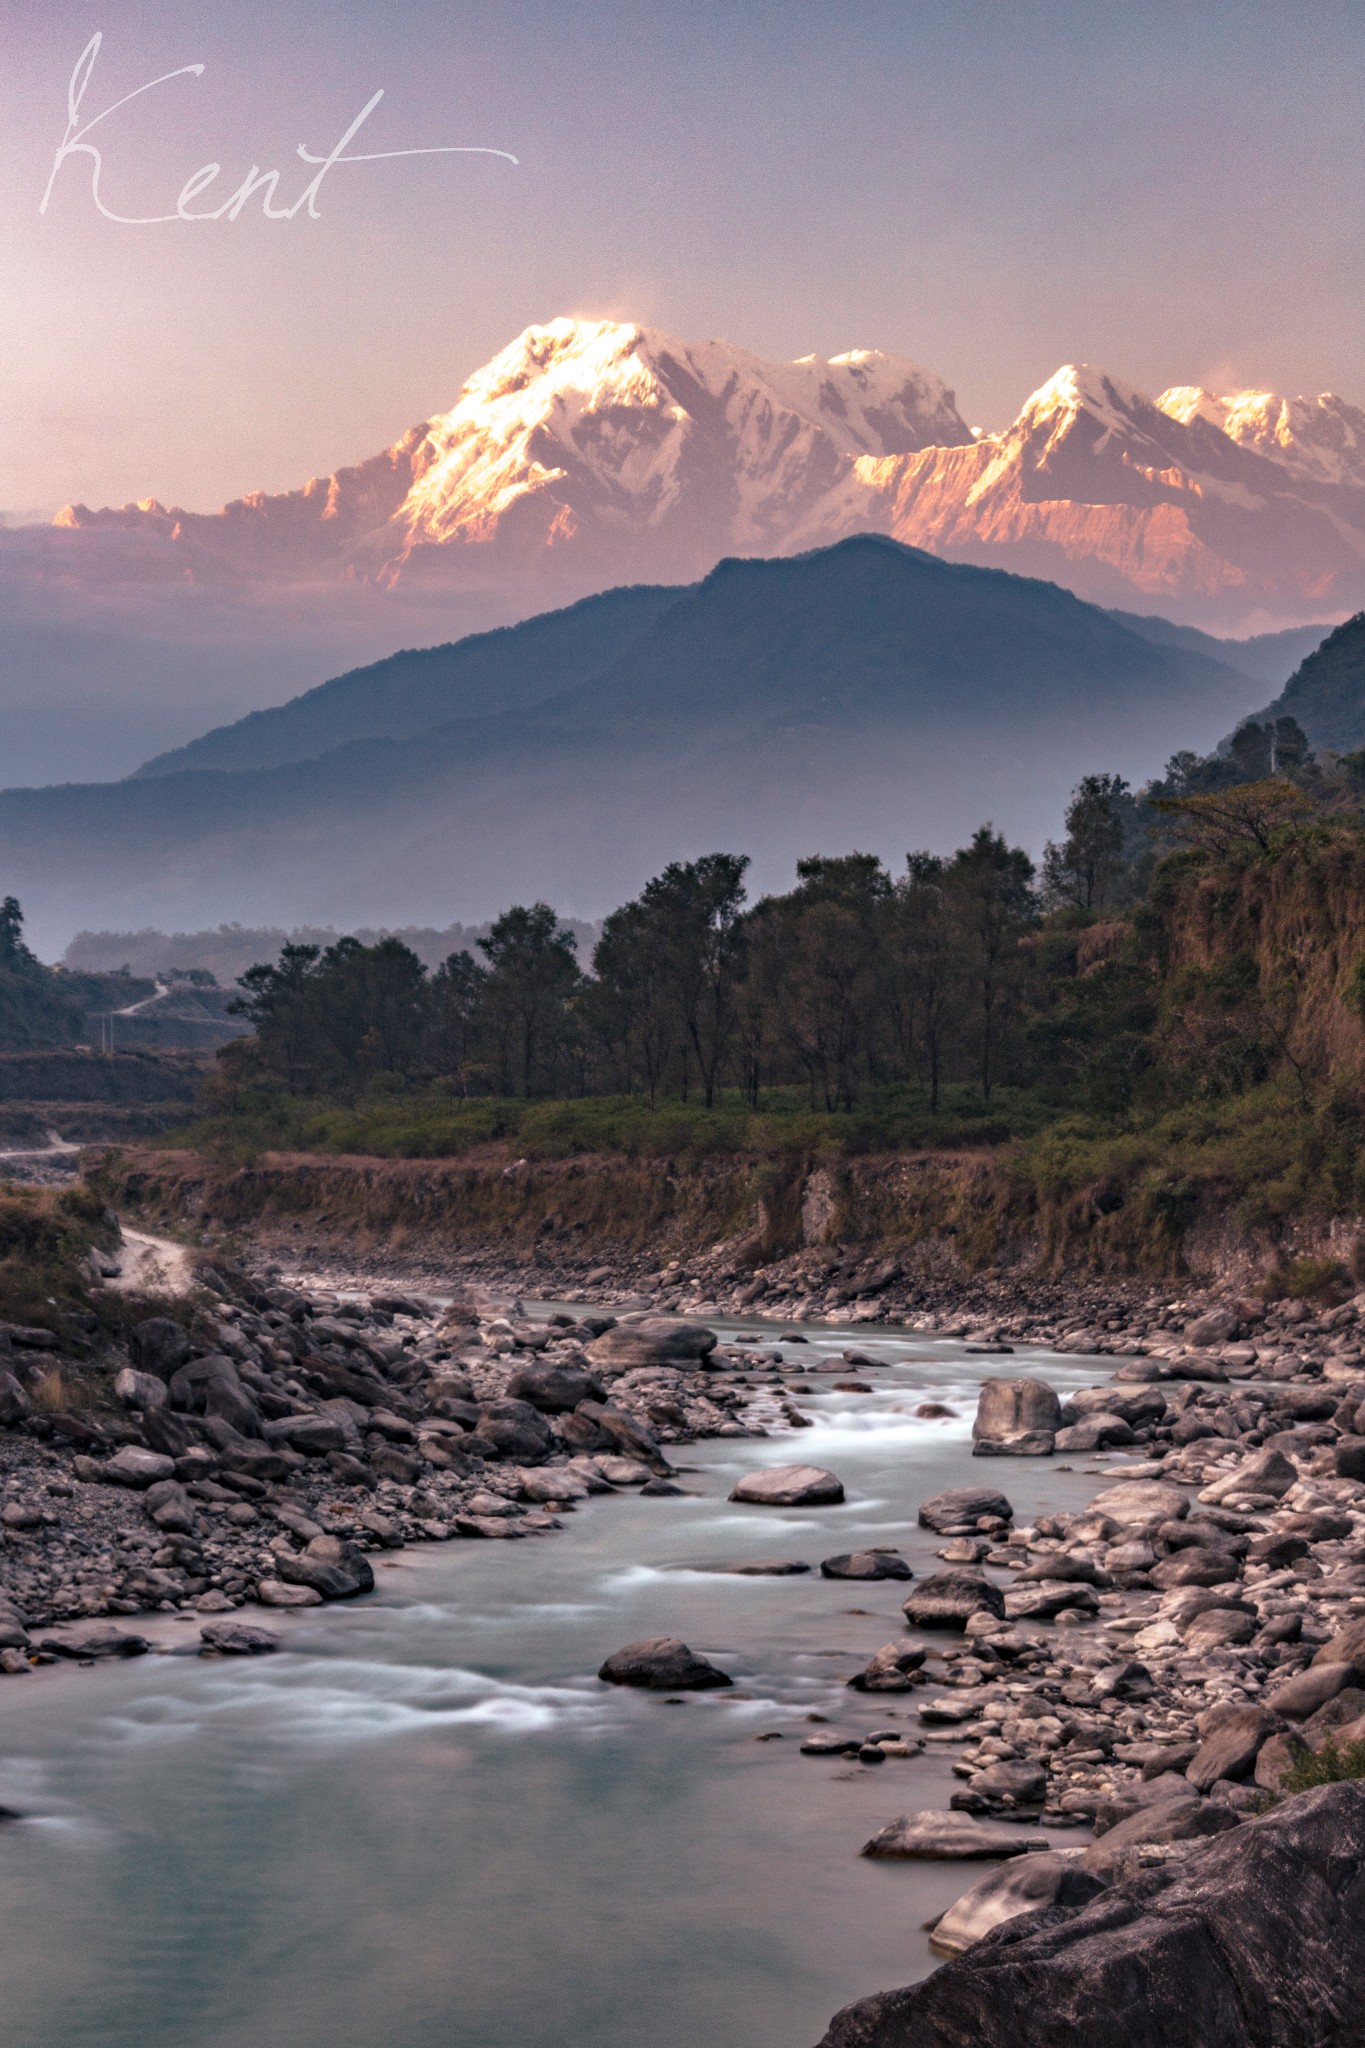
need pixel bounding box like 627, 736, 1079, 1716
0, 1318, 1128, 2048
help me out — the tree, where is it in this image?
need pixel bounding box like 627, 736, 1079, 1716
232, 937, 429, 1094
478, 904, 582, 1096
0, 898, 25, 965
632, 854, 750, 1108
1042, 774, 1131, 911
770, 855, 892, 1110
1150, 779, 1313, 854
591, 901, 679, 1107
945, 826, 1035, 1102
429, 950, 487, 1097
894, 853, 953, 1111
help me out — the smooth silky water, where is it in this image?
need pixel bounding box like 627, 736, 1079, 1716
0, 1318, 1128, 2048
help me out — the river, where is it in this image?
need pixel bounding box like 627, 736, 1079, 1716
0, 1316, 1128, 2048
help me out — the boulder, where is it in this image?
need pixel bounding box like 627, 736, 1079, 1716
1003, 1580, 1099, 1620
1055, 1416, 1135, 1453
256, 1579, 323, 1608
127, 1318, 192, 1380
505, 1360, 606, 1412
1266, 1663, 1357, 1721
971, 1378, 1061, 1457
930, 1854, 1107, 1958
729, 1465, 844, 1507
819, 1783, 1365, 2048
470, 1398, 554, 1466
200, 1621, 279, 1655
274, 1537, 375, 1601
821, 1549, 914, 1581
262, 1416, 346, 1457
1183, 1608, 1257, 1651
1089, 1479, 1191, 1527
862, 1811, 1049, 1859
848, 1643, 928, 1693
114, 1366, 167, 1413
0, 1372, 31, 1426
904, 1571, 1005, 1630
918, 1487, 1013, 1533
576, 1401, 671, 1474
143, 1478, 196, 1534
585, 1319, 718, 1370
1186, 1308, 1240, 1347
140, 1407, 203, 1461
1200, 1448, 1298, 1504
1186, 1704, 1281, 1791
1150, 1550, 1241, 1589
597, 1637, 732, 1690
959, 1759, 1048, 1806
1312, 1619, 1365, 1677
99, 1446, 178, 1489
169, 1356, 262, 1437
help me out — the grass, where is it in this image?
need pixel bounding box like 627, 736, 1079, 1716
1276, 1736, 1365, 1795
169, 1079, 1064, 1167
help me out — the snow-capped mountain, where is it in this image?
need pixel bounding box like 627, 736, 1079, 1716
841, 364, 1365, 620
14, 320, 1365, 640
1156, 384, 1365, 488
50, 320, 972, 586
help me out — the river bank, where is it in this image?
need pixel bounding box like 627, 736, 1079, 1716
5, 1218, 1365, 2042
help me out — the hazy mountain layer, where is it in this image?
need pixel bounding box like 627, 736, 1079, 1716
0, 538, 1288, 952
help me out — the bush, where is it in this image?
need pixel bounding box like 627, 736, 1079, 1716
1262, 1256, 1352, 1303
1277, 1736, 1365, 1794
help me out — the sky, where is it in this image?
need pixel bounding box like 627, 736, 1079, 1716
3, 0, 1364, 519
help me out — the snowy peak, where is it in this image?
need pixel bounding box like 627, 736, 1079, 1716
393, 317, 971, 556
1157, 384, 1365, 487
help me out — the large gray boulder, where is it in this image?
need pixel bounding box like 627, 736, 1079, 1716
730, 1465, 844, 1507
274, 1537, 374, 1601
819, 1782, 1365, 2048
918, 1488, 1013, 1533
930, 1854, 1106, 1958
863, 1811, 1049, 1859
128, 1318, 192, 1380
585, 1319, 718, 1370
1186, 1704, 1281, 1792
1089, 1479, 1191, 1528
904, 1571, 1004, 1630
597, 1637, 732, 1690
505, 1360, 605, 1412
972, 1378, 1061, 1456
470, 1398, 554, 1465
821, 1550, 913, 1581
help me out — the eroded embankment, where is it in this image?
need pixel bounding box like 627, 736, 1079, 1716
93, 1143, 1365, 1301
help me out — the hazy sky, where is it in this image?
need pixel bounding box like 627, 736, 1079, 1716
2, 0, 1363, 517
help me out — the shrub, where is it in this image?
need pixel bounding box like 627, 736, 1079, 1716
1277, 1735, 1365, 1794
1262, 1256, 1352, 1303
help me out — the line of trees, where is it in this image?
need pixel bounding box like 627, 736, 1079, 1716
222, 717, 1351, 1114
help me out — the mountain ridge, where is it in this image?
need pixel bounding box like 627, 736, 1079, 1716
0, 537, 1291, 952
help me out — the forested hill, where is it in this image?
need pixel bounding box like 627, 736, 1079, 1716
1257, 613, 1365, 751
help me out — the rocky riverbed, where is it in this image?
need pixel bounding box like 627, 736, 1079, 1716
5, 1223, 1365, 2042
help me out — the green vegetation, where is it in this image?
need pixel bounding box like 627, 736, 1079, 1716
0, 897, 153, 1051
27, 714, 1365, 1271
1276, 1736, 1365, 1796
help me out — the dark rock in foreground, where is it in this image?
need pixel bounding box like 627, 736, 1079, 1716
822, 1549, 913, 1581
818, 1782, 1365, 2048
598, 1637, 732, 1690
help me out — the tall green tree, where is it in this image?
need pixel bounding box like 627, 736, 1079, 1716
945, 826, 1035, 1102
633, 854, 750, 1108
1041, 774, 1132, 911
478, 904, 583, 1096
